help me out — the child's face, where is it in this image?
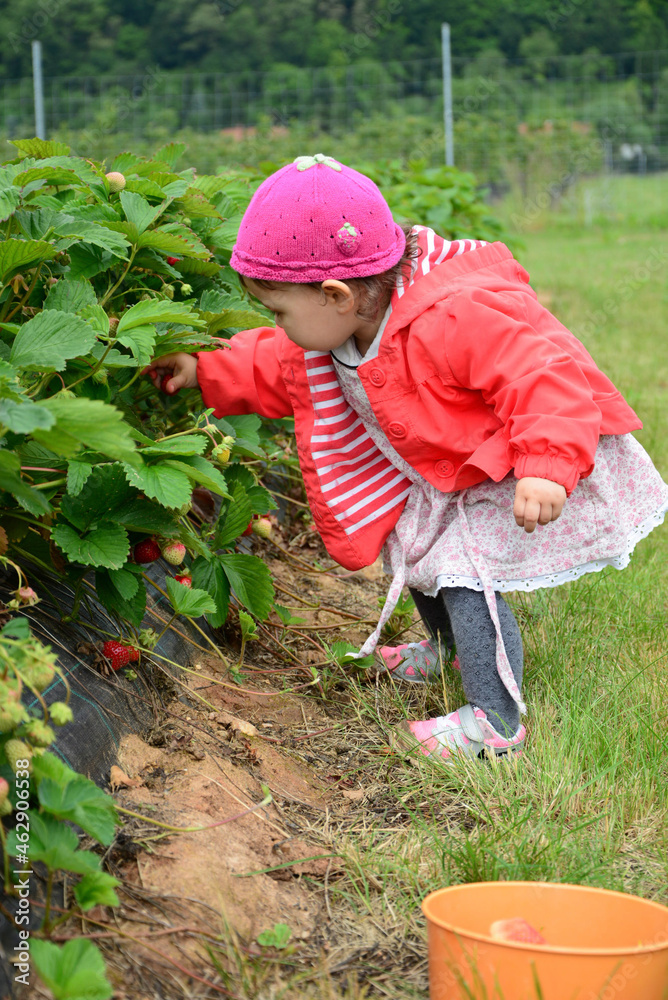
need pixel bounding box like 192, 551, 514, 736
243, 277, 378, 355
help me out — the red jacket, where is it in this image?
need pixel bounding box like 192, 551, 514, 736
197, 238, 641, 570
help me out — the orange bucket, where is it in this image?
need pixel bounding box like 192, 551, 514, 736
422, 882, 668, 999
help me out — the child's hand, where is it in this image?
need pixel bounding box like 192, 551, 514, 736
513, 477, 567, 533
143, 353, 199, 394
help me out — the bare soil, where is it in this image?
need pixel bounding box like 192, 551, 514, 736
30, 527, 428, 999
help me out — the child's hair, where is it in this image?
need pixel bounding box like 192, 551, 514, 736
241, 223, 421, 322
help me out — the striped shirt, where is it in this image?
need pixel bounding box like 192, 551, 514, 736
305, 228, 487, 537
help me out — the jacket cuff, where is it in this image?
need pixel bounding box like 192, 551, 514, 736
513, 453, 591, 497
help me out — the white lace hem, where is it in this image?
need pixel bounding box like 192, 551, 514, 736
426, 499, 668, 597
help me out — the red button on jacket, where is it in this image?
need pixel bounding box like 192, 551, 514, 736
388, 421, 406, 438
369, 368, 386, 386
434, 460, 454, 478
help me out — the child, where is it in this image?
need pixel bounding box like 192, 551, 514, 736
147, 153, 668, 763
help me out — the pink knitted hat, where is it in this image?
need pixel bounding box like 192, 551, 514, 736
230, 154, 406, 282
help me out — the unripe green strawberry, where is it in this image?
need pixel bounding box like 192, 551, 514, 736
105, 171, 126, 193
23, 662, 56, 692
0, 678, 22, 707
161, 541, 186, 565
163, 284, 175, 300
49, 702, 73, 726
22, 646, 58, 692
92, 367, 109, 384
0, 776, 9, 804
0, 798, 12, 816
181, 283, 194, 296
252, 517, 272, 539
0, 702, 28, 734
22, 719, 55, 748
211, 444, 230, 466
3, 739, 32, 772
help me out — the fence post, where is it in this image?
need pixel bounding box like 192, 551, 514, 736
32, 40, 46, 139
441, 23, 454, 166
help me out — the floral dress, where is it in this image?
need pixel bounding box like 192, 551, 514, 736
331, 339, 668, 713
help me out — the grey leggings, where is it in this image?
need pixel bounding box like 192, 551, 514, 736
409, 586, 524, 735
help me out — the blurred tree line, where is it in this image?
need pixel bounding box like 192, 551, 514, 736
1, 0, 667, 79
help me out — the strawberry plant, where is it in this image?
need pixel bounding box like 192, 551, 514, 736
0, 617, 119, 997
0, 136, 283, 642
0, 138, 292, 994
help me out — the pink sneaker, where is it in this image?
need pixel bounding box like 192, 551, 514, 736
378, 638, 460, 683
397, 704, 526, 762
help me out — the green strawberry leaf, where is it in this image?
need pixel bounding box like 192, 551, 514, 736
140, 434, 209, 457
0, 239, 58, 283
68, 242, 114, 280
52, 216, 130, 257
10, 138, 71, 158
215, 482, 253, 547
0, 186, 21, 223
35, 397, 140, 467
6, 813, 100, 874
116, 324, 156, 367
0, 468, 52, 515
114, 497, 180, 535
95, 569, 147, 628
0, 397, 55, 434
9, 310, 97, 372
66, 460, 94, 496
117, 298, 205, 332
123, 461, 193, 509
191, 555, 230, 627
165, 576, 217, 617
51, 522, 130, 569
163, 455, 229, 497
43, 277, 97, 314
61, 465, 134, 530
108, 567, 139, 601
37, 774, 118, 844
119, 190, 166, 234
219, 552, 275, 620
73, 870, 121, 911
223, 462, 276, 514
31, 938, 113, 1000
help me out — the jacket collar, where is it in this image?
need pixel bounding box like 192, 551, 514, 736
381, 240, 517, 340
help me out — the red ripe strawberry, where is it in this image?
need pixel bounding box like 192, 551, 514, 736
133, 538, 161, 563
489, 919, 547, 945
161, 373, 179, 394
242, 520, 254, 537
128, 647, 140, 663
161, 540, 186, 565
102, 640, 131, 671
174, 574, 192, 588
166, 256, 180, 266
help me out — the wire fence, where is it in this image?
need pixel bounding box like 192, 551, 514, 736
2, 49, 668, 176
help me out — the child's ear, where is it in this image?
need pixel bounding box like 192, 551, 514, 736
321, 279, 357, 313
